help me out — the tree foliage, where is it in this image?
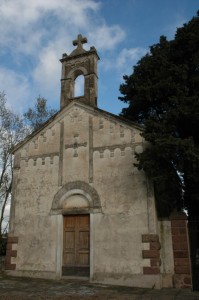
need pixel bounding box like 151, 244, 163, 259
24, 96, 57, 132
0, 93, 56, 252
0, 92, 27, 248
119, 12, 199, 218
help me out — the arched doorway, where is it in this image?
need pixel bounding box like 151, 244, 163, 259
62, 194, 90, 276
51, 181, 101, 277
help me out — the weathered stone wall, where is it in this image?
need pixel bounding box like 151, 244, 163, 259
7, 103, 167, 288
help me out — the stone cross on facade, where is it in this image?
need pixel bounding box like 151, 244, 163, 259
65, 134, 87, 157
73, 34, 87, 49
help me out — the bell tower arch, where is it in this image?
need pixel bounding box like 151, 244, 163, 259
60, 34, 100, 109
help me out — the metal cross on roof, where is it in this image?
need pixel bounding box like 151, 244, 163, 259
73, 34, 87, 49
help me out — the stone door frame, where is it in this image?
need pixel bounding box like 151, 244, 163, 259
62, 214, 90, 277
51, 181, 101, 279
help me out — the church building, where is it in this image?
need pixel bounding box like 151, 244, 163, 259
5, 35, 192, 289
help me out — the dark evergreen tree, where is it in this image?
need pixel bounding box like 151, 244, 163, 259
119, 12, 199, 218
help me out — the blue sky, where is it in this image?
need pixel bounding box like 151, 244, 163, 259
0, 0, 198, 116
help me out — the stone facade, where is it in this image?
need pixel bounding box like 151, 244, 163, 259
6, 35, 192, 289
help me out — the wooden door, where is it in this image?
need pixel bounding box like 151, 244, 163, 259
62, 215, 90, 276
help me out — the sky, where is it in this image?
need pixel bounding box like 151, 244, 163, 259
0, 0, 198, 116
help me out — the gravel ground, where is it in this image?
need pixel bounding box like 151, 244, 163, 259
0, 273, 199, 300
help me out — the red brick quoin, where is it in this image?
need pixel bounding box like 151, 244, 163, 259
142, 234, 161, 275
5, 236, 18, 270
170, 212, 192, 289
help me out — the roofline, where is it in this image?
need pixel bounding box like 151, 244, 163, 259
12, 101, 143, 153
12, 110, 60, 153
93, 106, 143, 131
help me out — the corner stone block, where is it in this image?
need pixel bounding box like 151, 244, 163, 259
173, 242, 188, 251
174, 258, 190, 266
174, 266, 191, 274
10, 250, 17, 257
7, 237, 19, 244
171, 227, 186, 235
6, 243, 12, 250
151, 258, 161, 267
142, 234, 159, 243
5, 263, 16, 270
142, 234, 161, 275
150, 241, 161, 250
142, 250, 160, 259
172, 235, 188, 243
174, 250, 189, 258
170, 212, 187, 220
171, 220, 187, 227
5, 236, 18, 271
5, 256, 11, 264
142, 234, 150, 243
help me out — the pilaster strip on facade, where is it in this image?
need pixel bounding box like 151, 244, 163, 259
9, 168, 19, 234
58, 121, 64, 186
89, 116, 93, 183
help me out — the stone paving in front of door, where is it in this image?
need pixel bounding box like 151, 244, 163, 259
0, 274, 199, 299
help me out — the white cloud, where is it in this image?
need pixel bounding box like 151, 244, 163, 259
0, 0, 125, 56
0, 68, 30, 113
33, 46, 60, 94
89, 24, 125, 50
0, 0, 100, 27
0, 0, 101, 56
116, 47, 147, 70
100, 47, 147, 76
0, 0, 127, 112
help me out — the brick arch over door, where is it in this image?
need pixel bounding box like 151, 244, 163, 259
50, 181, 101, 214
